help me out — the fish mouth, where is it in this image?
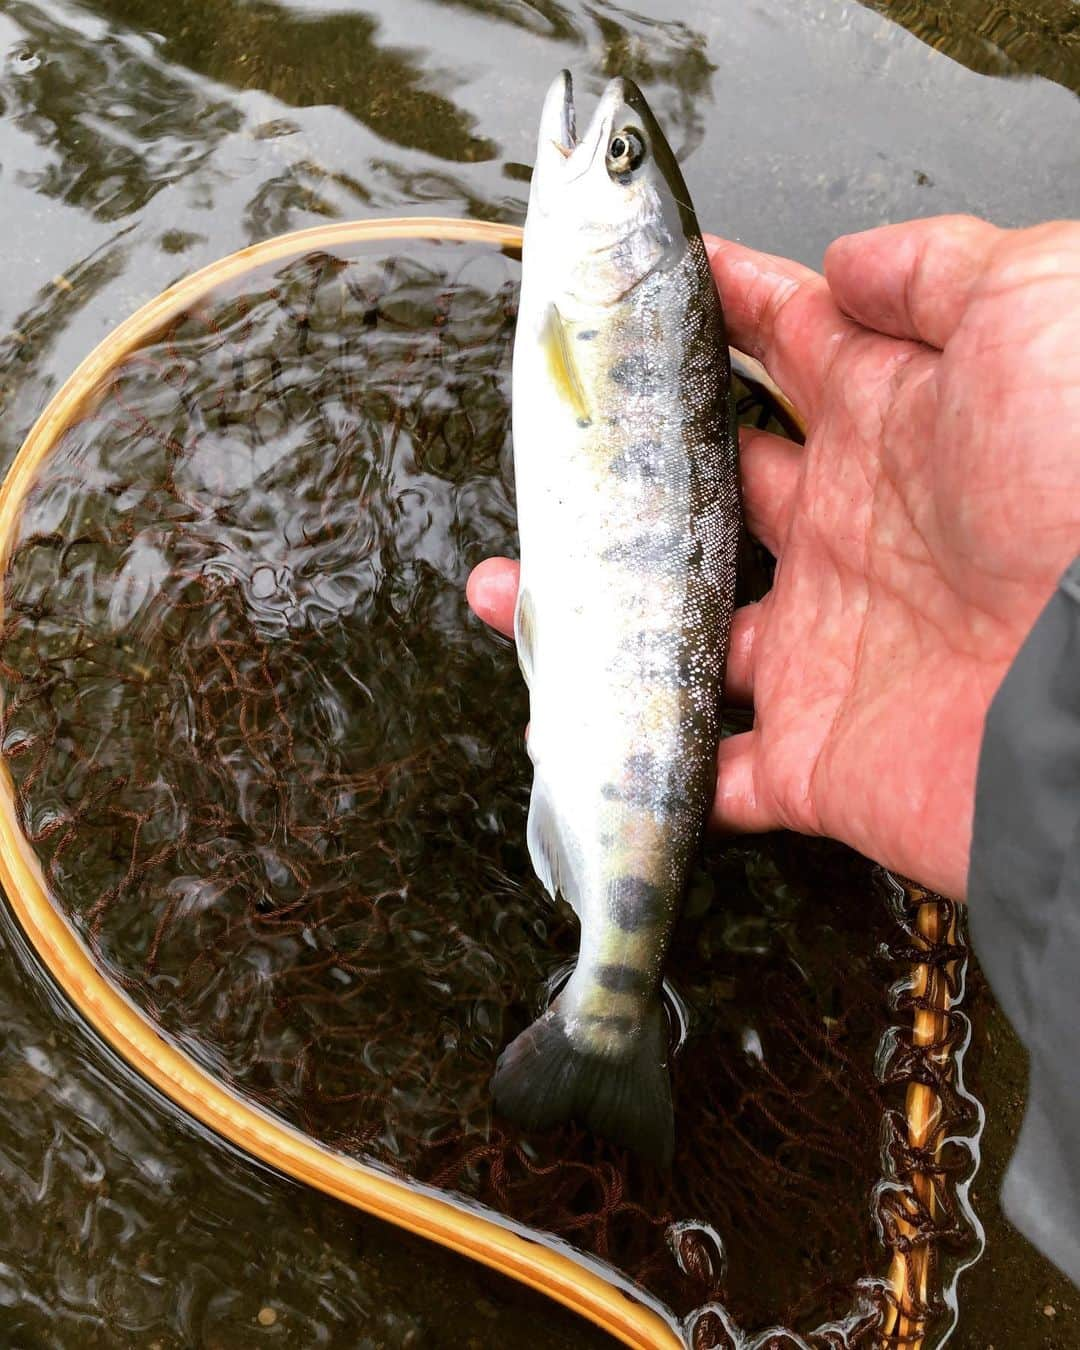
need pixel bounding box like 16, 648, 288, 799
538, 73, 640, 183
543, 69, 577, 160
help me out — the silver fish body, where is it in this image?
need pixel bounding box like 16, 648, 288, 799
494, 72, 740, 1165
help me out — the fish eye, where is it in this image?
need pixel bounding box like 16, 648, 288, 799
606, 127, 646, 182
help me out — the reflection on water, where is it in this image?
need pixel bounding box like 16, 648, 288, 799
0, 0, 1078, 1346
2, 0, 242, 222
437, 0, 582, 42
860, 0, 1080, 95
96, 0, 496, 162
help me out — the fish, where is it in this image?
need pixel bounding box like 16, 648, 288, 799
492, 70, 741, 1166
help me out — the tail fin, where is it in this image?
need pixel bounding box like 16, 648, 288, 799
492, 997, 674, 1167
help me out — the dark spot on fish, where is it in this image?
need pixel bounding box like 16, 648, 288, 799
608, 352, 657, 390
600, 777, 692, 817
610, 439, 661, 482
621, 629, 676, 662
577, 329, 598, 341
626, 751, 656, 778
600, 529, 682, 567
580, 1012, 635, 1035
618, 628, 712, 693
688, 539, 704, 568
608, 876, 663, 932
595, 964, 651, 997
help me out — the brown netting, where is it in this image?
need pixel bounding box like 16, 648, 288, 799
0, 239, 981, 1346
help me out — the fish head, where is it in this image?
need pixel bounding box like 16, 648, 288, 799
528, 71, 699, 307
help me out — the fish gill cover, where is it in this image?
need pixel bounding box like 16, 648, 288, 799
0, 238, 981, 1347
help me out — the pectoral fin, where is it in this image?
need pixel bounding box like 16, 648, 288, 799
514, 586, 537, 687
540, 303, 591, 426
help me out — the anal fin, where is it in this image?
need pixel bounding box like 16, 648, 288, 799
527, 780, 580, 916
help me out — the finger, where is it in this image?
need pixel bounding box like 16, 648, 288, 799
824, 215, 1003, 350
708, 730, 779, 834
724, 602, 762, 706
705, 234, 855, 426
466, 557, 518, 638
739, 425, 802, 557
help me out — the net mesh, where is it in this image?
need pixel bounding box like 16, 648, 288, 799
0, 239, 981, 1345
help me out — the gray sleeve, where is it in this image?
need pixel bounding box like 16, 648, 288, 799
968, 556, 1080, 1288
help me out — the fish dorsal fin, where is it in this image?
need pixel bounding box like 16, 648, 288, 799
527, 779, 580, 917
514, 586, 537, 687
540, 303, 591, 426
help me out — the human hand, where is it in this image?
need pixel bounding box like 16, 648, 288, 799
468, 216, 1080, 900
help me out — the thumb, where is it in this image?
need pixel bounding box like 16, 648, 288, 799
824, 215, 1002, 350
466, 558, 518, 639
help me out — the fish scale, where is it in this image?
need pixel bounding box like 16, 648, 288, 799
493, 71, 739, 1165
